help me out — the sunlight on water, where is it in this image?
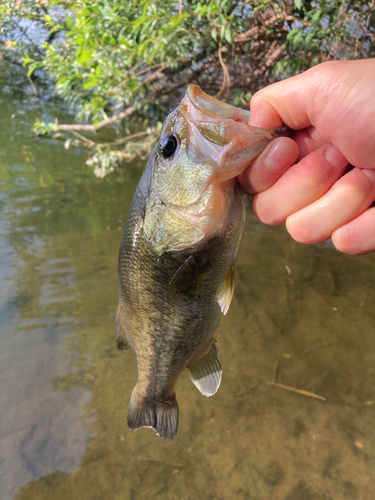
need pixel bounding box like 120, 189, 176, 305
1, 75, 375, 500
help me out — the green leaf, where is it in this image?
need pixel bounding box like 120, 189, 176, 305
311, 10, 321, 24
292, 28, 304, 49
286, 29, 295, 41
27, 62, 40, 77
305, 30, 314, 45
77, 48, 91, 64
224, 25, 232, 44
5, 0, 373, 161
65, 14, 74, 29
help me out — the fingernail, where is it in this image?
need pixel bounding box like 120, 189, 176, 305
324, 145, 348, 171
263, 139, 297, 171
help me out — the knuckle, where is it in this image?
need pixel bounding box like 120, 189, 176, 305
339, 169, 374, 196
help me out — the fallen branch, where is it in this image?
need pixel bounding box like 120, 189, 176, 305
11, 114, 33, 126
55, 106, 136, 133
266, 381, 326, 401
87, 129, 151, 148
65, 129, 96, 147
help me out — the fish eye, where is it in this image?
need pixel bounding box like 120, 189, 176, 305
159, 134, 178, 158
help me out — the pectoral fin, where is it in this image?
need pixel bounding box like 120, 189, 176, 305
188, 342, 222, 397
168, 255, 208, 299
115, 304, 130, 351
218, 263, 235, 315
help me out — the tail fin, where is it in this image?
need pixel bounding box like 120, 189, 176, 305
127, 389, 179, 441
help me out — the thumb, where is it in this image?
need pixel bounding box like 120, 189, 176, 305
249, 68, 320, 130
248, 59, 375, 169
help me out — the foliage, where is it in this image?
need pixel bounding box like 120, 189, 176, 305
1, 0, 375, 174
85, 126, 160, 177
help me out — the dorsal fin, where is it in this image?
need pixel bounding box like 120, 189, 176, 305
218, 263, 235, 315
188, 342, 222, 396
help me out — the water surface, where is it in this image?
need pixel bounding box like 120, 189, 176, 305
1, 75, 375, 500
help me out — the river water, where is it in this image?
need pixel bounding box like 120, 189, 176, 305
1, 72, 375, 500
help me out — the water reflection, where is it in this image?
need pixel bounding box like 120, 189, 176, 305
0, 202, 92, 498
1, 74, 375, 500
0, 81, 129, 498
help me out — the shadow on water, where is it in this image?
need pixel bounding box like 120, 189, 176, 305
1, 71, 375, 500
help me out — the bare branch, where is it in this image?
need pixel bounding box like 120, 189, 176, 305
266, 381, 327, 401
26, 74, 38, 97
88, 130, 151, 148
65, 130, 96, 146
11, 114, 33, 126
14, 20, 43, 55
55, 106, 136, 133
0, 52, 24, 68
215, 46, 231, 99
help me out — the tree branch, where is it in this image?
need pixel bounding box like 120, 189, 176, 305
87, 130, 151, 148
0, 52, 24, 68
55, 106, 136, 133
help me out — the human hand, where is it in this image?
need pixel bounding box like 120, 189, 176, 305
238, 59, 375, 255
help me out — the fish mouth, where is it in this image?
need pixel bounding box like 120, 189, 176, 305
186, 84, 250, 124
181, 84, 275, 176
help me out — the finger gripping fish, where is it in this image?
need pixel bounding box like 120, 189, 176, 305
116, 85, 289, 440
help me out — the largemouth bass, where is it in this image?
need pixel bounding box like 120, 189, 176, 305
116, 85, 289, 441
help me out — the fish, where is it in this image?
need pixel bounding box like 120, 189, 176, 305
116, 85, 290, 441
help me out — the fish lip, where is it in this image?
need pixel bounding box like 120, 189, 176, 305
186, 84, 250, 123
186, 84, 219, 117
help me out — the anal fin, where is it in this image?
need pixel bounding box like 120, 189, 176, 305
188, 342, 222, 397
115, 303, 130, 351
218, 263, 235, 315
